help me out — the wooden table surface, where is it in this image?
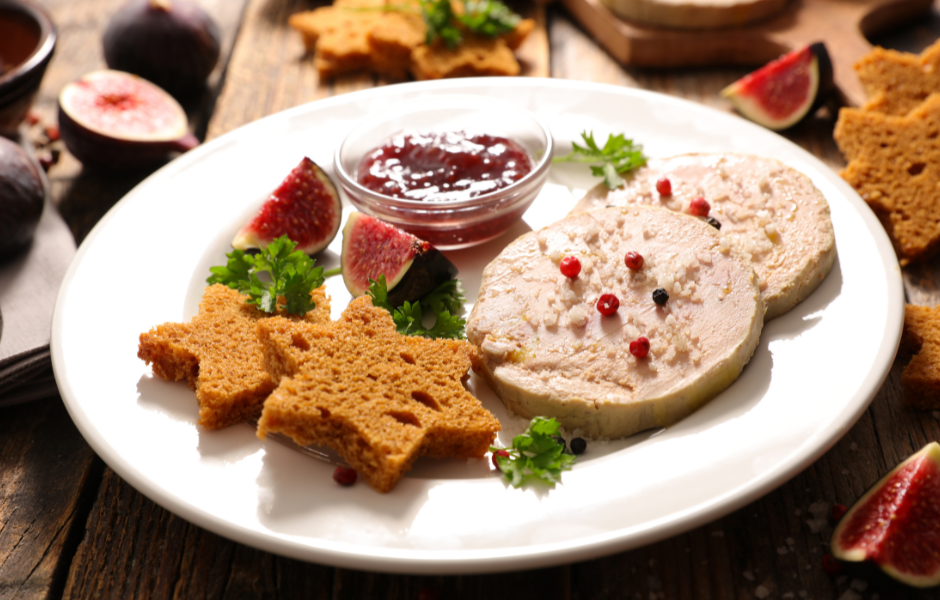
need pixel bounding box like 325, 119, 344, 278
4, 0, 940, 598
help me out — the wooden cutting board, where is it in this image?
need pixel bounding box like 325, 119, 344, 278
559, 0, 934, 106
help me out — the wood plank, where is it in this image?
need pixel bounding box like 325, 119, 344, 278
0, 396, 100, 600
557, 0, 934, 106
331, 566, 569, 599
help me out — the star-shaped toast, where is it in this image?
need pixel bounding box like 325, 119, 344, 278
901, 304, 940, 410
256, 296, 499, 493
834, 93, 940, 265
138, 284, 331, 429
856, 38, 940, 116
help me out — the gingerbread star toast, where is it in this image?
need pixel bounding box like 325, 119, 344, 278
901, 304, 940, 410
834, 93, 940, 265
855, 38, 940, 117
138, 283, 331, 429
256, 296, 500, 493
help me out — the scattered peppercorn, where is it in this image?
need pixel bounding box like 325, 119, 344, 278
656, 177, 672, 196
570, 437, 587, 455
689, 197, 710, 217
492, 448, 510, 469
597, 293, 620, 315
821, 553, 842, 574
629, 336, 650, 358
551, 435, 567, 453
830, 504, 848, 522
705, 216, 721, 230
560, 256, 581, 279
652, 288, 669, 306
333, 466, 357, 486
25, 111, 41, 126
44, 125, 60, 142
624, 251, 644, 271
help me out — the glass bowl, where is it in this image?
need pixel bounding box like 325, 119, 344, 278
334, 95, 553, 250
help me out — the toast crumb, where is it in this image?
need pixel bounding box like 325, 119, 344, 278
137, 284, 331, 430
901, 304, 940, 409
834, 94, 940, 265
855, 39, 940, 117
256, 296, 499, 493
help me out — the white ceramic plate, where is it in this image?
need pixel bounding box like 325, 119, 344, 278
52, 79, 904, 574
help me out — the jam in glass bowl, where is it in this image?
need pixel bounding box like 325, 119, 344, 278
334, 95, 553, 250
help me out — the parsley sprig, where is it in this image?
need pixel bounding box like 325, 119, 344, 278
491, 417, 576, 488
421, 0, 521, 48
367, 275, 466, 339
553, 131, 647, 189
207, 236, 325, 316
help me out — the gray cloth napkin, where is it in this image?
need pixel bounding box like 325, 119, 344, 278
0, 197, 76, 407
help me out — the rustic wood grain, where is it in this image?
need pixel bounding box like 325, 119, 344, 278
0, 396, 101, 600
556, 0, 934, 107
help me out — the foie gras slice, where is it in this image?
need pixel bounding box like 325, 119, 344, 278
467, 206, 764, 439
570, 153, 835, 321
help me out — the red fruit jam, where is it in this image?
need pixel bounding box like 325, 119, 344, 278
560, 256, 581, 279
597, 294, 620, 316
357, 130, 533, 202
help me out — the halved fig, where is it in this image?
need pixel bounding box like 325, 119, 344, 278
58, 70, 198, 170
831, 442, 940, 587
341, 212, 457, 306
721, 42, 833, 131
232, 157, 342, 255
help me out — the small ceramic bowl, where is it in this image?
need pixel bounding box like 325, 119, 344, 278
0, 0, 56, 137
334, 95, 553, 250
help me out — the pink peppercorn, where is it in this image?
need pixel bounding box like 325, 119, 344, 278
560, 256, 581, 278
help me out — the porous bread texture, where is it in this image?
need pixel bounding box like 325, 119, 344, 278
834, 94, 940, 265
411, 35, 520, 80
901, 304, 940, 410
137, 284, 331, 430
256, 296, 499, 493
855, 39, 940, 117
288, 0, 534, 80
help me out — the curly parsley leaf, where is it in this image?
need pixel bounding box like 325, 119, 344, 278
421, 0, 463, 47
419, 0, 521, 48
207, 236, 325, 316
366, 275, 466, 339
490, 416, 576, 488
460, 0, 520, 37
553, 130, 647, 189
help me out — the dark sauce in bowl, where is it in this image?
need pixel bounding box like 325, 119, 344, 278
0, 9, 41, 78
356, 130, 533, 202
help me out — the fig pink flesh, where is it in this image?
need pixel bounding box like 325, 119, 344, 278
836, 450, 940, 578
344, 214, 421, 294
69, 74, 181, 137
733, 47, 812, 120
237, 158, 340, 253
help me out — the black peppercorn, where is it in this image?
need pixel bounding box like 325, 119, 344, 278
551, 435, 567, 453
652, 287, 669, 305
570, 437, 587, 455
706, 216, 721, 230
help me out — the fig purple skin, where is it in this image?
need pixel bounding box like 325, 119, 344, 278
102, 0, 221, 98
0, 137, 45, 258
58, 70, 199, 171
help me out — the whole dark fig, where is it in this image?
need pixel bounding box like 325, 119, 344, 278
102, 0, 221, 99
0, 137, 45, 257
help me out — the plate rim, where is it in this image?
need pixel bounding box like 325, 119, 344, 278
51, 77, 905, 574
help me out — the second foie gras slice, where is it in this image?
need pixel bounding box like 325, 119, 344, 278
570, 153, 835, 320
467, 206, 763, 439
